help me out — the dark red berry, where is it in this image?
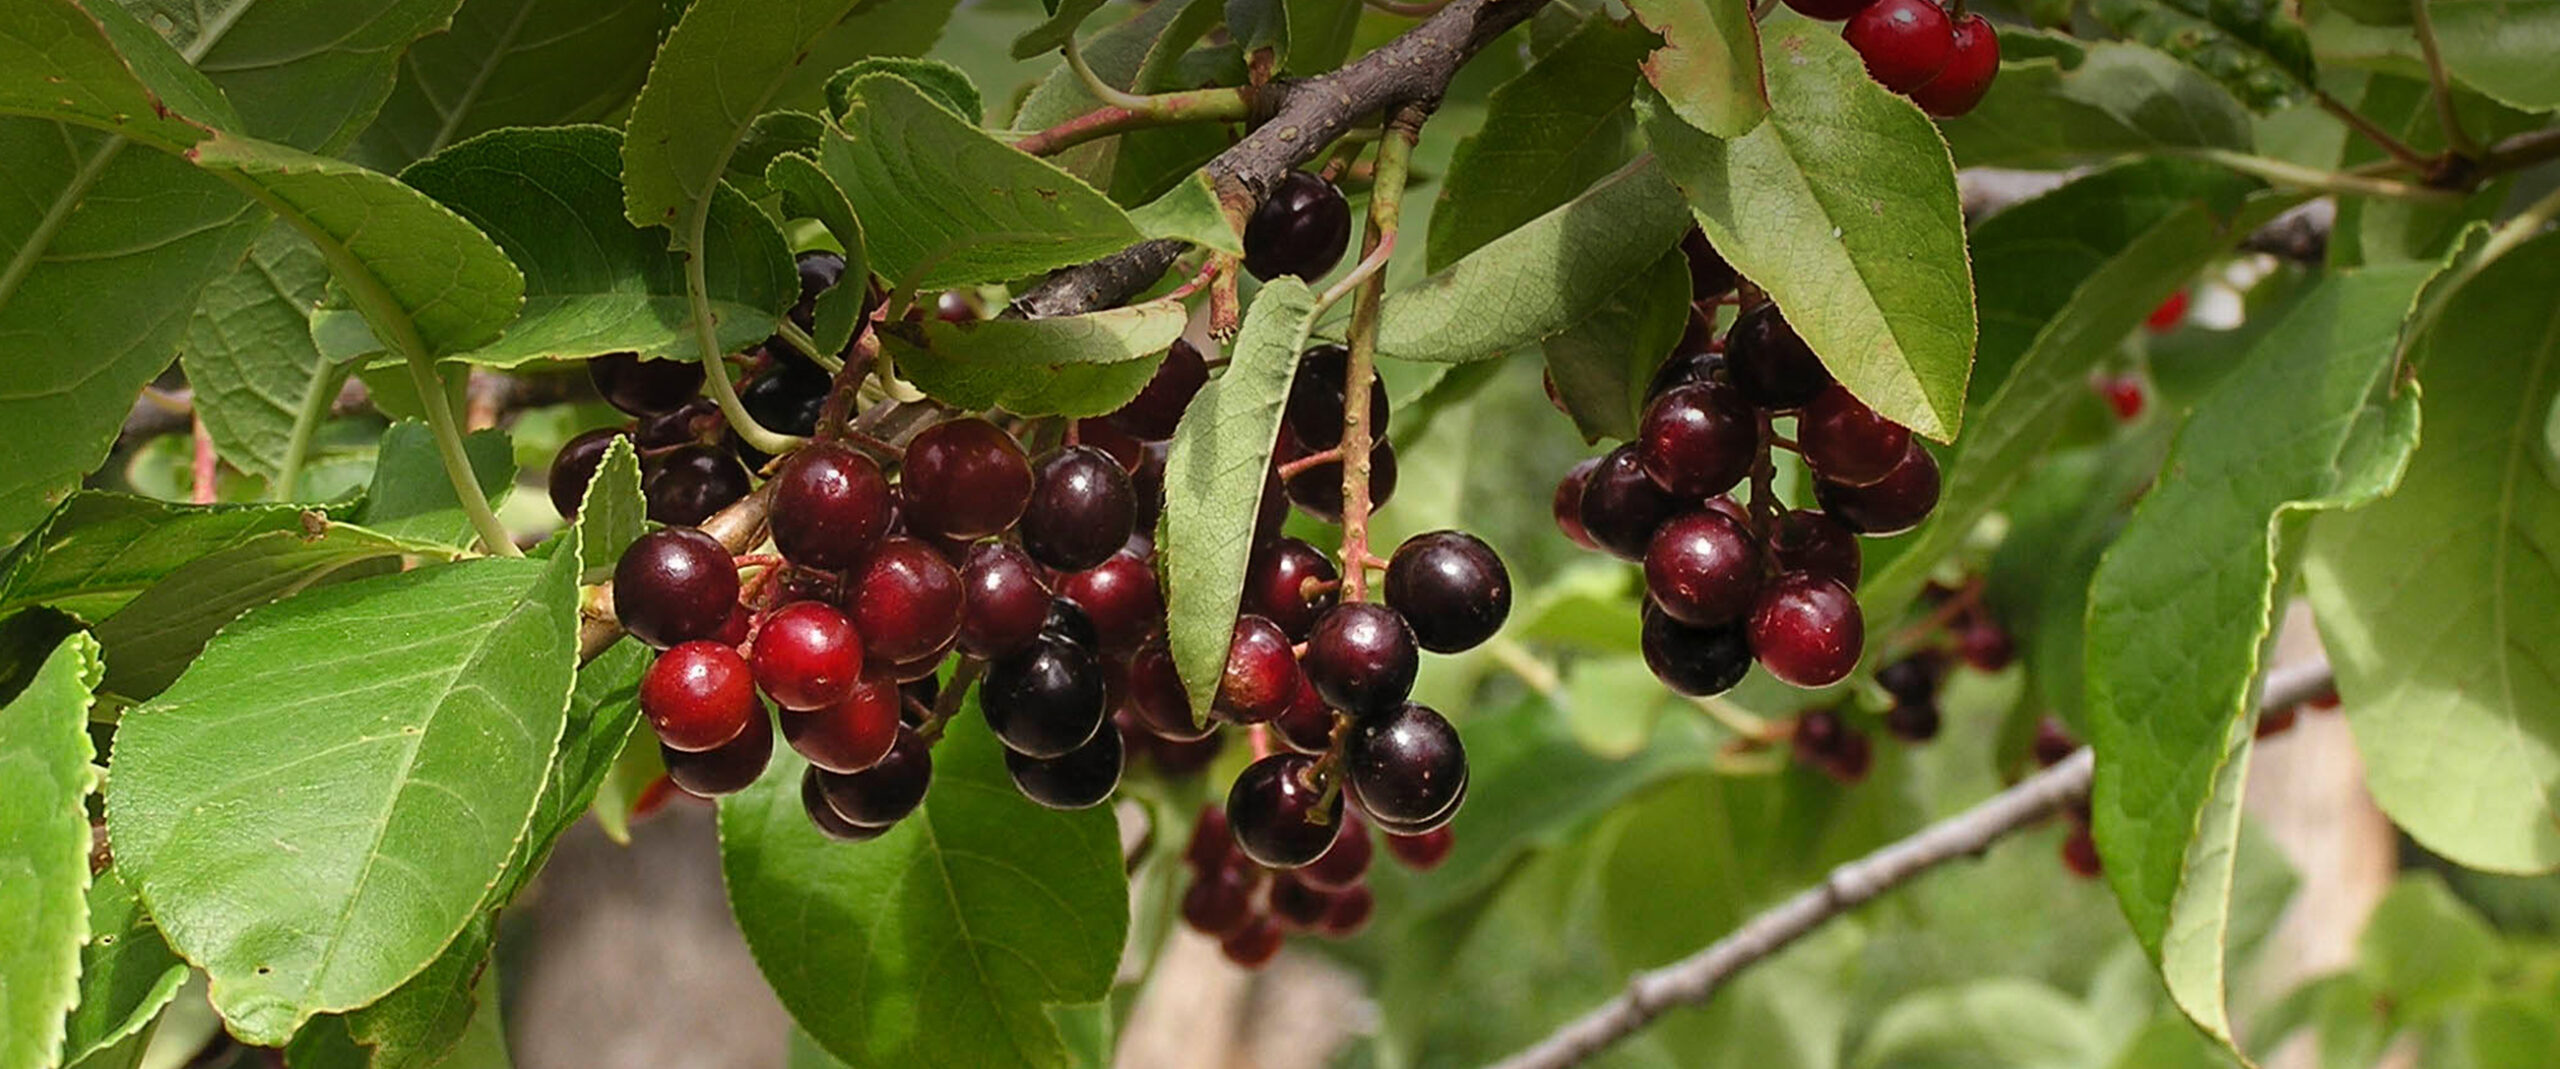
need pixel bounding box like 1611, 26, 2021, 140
2060, 826, 2101, 878
1005, 724, 1123, 809
1638, 382, 1758, 499
642, 641, 760, 752
716, 600, 754, 647
956, 544, 1052, 659
901, 418, 1033, 540
1815, 441, 1940, 535
1181, 865, 1257, 936
1771, 509, 1863, 588
1297, 814, 1372, 892
1281, 439, 1399, 523
845, 537, 964, 664
751, 601, 865, 711
1844, 0, 1955, 93
803, 767, 889, 841
1748, 572, 1864, 688
635, 397, 717, 450
1681, 228, 1738, 301
661, 707, 772, 798
1640, 602, 1753, 697
1875, 653, 1942, 705
1344, 702, 1467, 831
1148, 729, 1224, 775
1109, 340, 1210, 440
1580, 444, 1681, 562
1220, 915, 1284, 968
981, 633, 1109, 758
1243, 171, 1352, 281
815, 724, 932, 826
1956, 619, 2015, 672
1244, 538, 1341, 642
1274, 671, 1335, 754
1383, 826, 1453, 870
771, 441, 894, 570
589, 351, 704, 417
645, 444, 752, 527
2032, 717, 2078, 767
1252, 466, 1290, 545
1215, 616, 1302, 724
1726, 304, 1833, 410
549, 427, 627, 519
1553, 457, 1603, 550
1782, 0, 1875, 19
1648, 339, 1727, 402
1303, 602, 1420, 719
1385, 531, 1511, 654
1268, 873, 1336, 930
1284, 344, 1389, 451
1884, 701, 1941, 742
781, 669, 900, 773
614, 528, 740, 649
934, 290, 977, 323
1130, 440, 1169, 535
1059, 550, 1163, 655
1185, 805, 1239, 873
1643, 510, 1764, 628
2256, 702, 2299, 739
1020, 446, 1136, 572
1321, 884, 1374, 936
1226, 752, 1342, 868
1126, 639, 1211, 742
1908, 12, 1999, 118
1798, 384, 1912, 487
1796, 711, 1873, 783
888, 638, 953, 683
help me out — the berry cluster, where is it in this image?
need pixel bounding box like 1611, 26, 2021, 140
1176, 804, 1452, 967
1555, 232, 1940, 699
1787, 0, 2000, 117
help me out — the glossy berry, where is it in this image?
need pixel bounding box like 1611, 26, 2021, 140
614, 527, 740, 649
1297, 814, 1372, 892
1908, 12, 2000, 118
1181, 865, 1257, 937
1284, 344, 1389, 451
740, 362, 830, 439
635, 397, 718, 450
1059, 550, 1163, 654
957, 544, 1053, 659
1748, 572, 1865, 688
1020, 446, 1136, 572
1367, 777, 1467, 836
791, 250, 846, 330
1303, 602, 1420, 719
1814, 441, 1940, 535
1385, 826, 1454, 870
1638, 382, 1758, 498
1553, 457, 1603, 550
660, 708, 772, 798
1220, 916, 1285, 968
846, 537, 964, 664
1244, 537, 1341, 641
771, 441, 894, 571
1243, 171, 1352, 281
1771, 509, 1863, 589
1282, 439, 1398, 523
1884, 700, 1942, 742
802, 768, 888, 842
887, 638, 954, 682
1041, 599, 1102, 652
933, 290, 977, 323
1322, 885, 1374, 936
1386, 531, 1512, 653
815, 724, 932, 826
781, 670, 900, 773
1640, 603, 1754, 697
1643, 510, 1765, 628
1268, 873, 1335, 930
645, 444, 752, 527
1798, 384, 1912, 487
901, 418, 1033, 540
1126, 639, 1211, 742
1274, 672, 1336, 754
1005, 724, 1123, 810
1844, 0, 1955, 93
589, 351, 704, 417
1345, 702, 1466, 831
1682, 228, 1738, 301
1226, 752, 1343, 868
981, 633, 1109, 758
1215, 616, 1302, 724
1782, 0, 1876, 19
1579, 444, 1681, 561
1108, 340, 1210, 440
642, 642, 760, 752
1726, 304, 1834, 410
751, 601, 864, 711
1649, 340, 1727, 402
549, 428, 627, 519
715, 600, 755, 648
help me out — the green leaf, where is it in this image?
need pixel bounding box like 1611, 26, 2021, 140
1161, 280, 1318, 719
2091, 0, 2303, 109
621, 0, 871, 242
2357, 874, 2500, 1016
402, 125, 793, 367
352, 0, 666, 168
765, 151, 871, 355
573, 436, 646, 586
1376, 157, 1691, 365
1429, 14, 1651, 270
777, 2, 967, 117
821, 75, 1144, 289
720, 724, 1127, 1069
1225, 0, 1286, 59
60, 868, 190, 1067
109, 545, 583, 1044
360, 421, 517, 550
2430, 0, 2560, 111
822, 56, 985, 127
1012, 0, 1111, 60
2305, 230, 2560, 873
1638, 25, 1973, 442
0, 631, 101, 1069
1624, 0, 1766, 139
1128, 171, 1241, 256
2157, 0, 2319, 87
128, 0, 468, 154
1939, 34, 2256, 169
1855, 162, 2268, 636
1, 495, 314, 623
0, 0, 220, 151
2085, 262, 2437, 1046
1851, 980, 2107, 1069
1540, 250, 1691, 442
180, 224, 346, 488
884, 298, 1186, 415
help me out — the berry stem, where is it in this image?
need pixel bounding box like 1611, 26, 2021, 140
1335, 108, 1424, 600
814, 328, 879, 442
913, 658, 987, 745
1275, 446, 1345, 479
772, 320, 844, 373
1745, 410, 1780, 546
2408, 0, 2483, 159
2310, 89, 2438, 172
270, 359, 344, 502
190, 415, 218, 505
1882, 576, 1985, 657
1013, 87, 1254, 157
402, 346, 522, 557
2171, 148, 2455, 202
689, 245, 808, 458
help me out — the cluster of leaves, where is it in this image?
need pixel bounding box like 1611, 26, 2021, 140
3, 0, 2560, 1067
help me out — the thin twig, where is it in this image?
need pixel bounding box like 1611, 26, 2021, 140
1485, 656, 2338, 1069
2312, 90, 2434, 171
1012, 88, 1253, 157
2408, 0, 2481, 159
2174, 148, 2456, 202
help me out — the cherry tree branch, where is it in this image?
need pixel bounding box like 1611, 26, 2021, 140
1485, 655, 2339, 1069
1006, 0, 1550, 320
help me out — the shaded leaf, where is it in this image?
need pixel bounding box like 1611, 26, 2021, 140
358, 421, 517, 550
352, 0, 665, 168
1938, 33, 2255, 169
1540, 250, 1690, 442
884, 298, 1187, 416
823, 56, 985, 126
2429, 0, 2560, 111
181, 225, 345, 487
1430, 14, 1651, 270
59, 868, 189, 1068
0, 631, 102, 1069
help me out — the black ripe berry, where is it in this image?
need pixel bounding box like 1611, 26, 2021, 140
588, 351, 704, 417
549, 427, 627, 519
803, 767, 889, 842
1020, 445, 1136, 572
1343, 702, 1467, 832
1226, 752, 1343, 868
1284, 344, 1389, 451
644, 444, 752, 527
740, 362, 831, 440
1682, 228, 1739, 301
1243, 171, 1352, 282
614, 527, 740, 649
1579, 444, 1680, 561
790, 250, 847, 331
770, 440, 895, 571
1384, 531, 1511, 653
1302, 602, 1420, 719
1005, 724, 1124, 810
1639, 602, 1753, 697
956, 544, 1053, 659
981, 633, 1109, 758
1107, 340, 1209, 441
1725, 304, 1834, 410
1283, 438, 1399, 523
661, 706, 772, 798
1244, 537, 1341, 642
815, 724, 932, 826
